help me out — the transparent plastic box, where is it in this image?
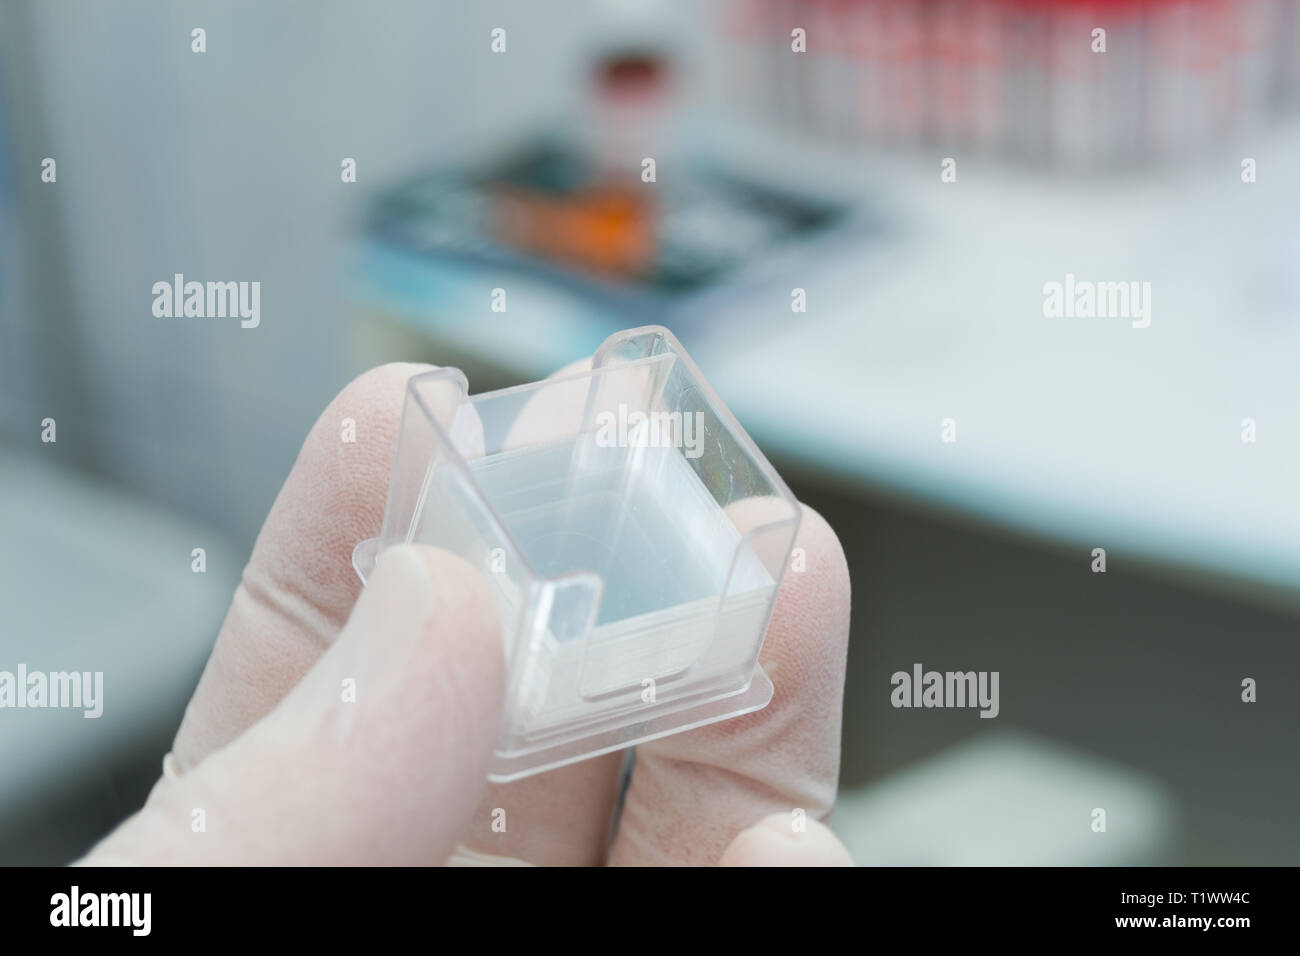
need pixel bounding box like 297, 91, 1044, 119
353, 326, 800, 781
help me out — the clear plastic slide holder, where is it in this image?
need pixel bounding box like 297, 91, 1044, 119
353, 327, 799, 781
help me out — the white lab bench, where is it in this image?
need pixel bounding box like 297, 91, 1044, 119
351, 118, 1300, 603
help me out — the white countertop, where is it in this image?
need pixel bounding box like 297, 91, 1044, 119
353, 119, 1300, 598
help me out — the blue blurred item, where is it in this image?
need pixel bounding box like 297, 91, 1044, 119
359, 139, 877, 360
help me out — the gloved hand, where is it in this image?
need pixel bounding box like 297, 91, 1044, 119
83, 361, 853, 866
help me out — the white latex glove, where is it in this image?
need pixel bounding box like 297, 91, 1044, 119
83, 362, 854, 866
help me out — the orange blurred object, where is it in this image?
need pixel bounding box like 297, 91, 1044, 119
491, 183, 655, 279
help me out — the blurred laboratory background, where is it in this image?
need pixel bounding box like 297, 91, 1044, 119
3, 0, 1300, 864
